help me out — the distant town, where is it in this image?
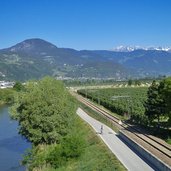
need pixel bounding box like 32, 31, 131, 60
0, 81, 15, 89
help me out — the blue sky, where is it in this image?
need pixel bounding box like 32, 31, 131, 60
0, 0, 171, 50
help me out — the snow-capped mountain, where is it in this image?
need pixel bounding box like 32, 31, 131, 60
146, 47, 171, 51
110, 45, 171, 52
0, 38, 171, 81
110, 46, 142, 52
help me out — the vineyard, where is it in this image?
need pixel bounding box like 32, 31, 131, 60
77, 87, 148, 125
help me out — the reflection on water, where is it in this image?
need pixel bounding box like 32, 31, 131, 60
0, 106, 31, 171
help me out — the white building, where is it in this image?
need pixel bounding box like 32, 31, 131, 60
0, 81, 15, 89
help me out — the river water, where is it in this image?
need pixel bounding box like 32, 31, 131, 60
0, 106, 31, 171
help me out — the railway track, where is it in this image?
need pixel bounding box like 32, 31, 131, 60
73, 92, 171, 165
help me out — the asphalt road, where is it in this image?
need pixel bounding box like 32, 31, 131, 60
77, 108, 155, 171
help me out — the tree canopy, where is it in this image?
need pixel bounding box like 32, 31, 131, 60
144, 81, 164, 124
10, 77, 77, 145
13, 81, 25, 91
161, 77, 171, 124
144, 78, 171, 126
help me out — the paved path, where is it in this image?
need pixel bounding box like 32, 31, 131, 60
77, 108, 155, 171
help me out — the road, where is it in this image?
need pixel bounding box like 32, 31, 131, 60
77, 108, 156, 171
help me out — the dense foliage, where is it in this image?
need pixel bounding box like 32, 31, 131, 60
10, 77, 88, 169
144, 80, 166, 126
23, 118, 86, 170
0, 88, 15, 104
11, 77, 77, 145
77, 87, 148, 125
144, 77, 171, 127
13, 81, 25, 91
23, 117, 126, 171
162, 77, 171, 124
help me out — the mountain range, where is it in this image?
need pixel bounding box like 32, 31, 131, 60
110, 45, 171, 52
0, 38, 171, 81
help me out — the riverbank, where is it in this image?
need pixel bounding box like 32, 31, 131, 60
26, 114, 126, 171
0, 100, 6, 106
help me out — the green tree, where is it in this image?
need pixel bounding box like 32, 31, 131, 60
128, 79, 133, 86
161, 77, 171, 125
10, 77, 77, 145
13, 81, 25, 91
144, 80, 165, 127
0, 88, 15, 104
135, 80, 141, 86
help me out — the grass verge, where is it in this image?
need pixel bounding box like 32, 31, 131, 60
35, 112, 126, 171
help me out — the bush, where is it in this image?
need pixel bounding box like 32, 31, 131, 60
13, 81, 25, 91
46, 144, 66, 168
0, 88, 15, 104
62, 133, 85, 159
25, 131, 85, 169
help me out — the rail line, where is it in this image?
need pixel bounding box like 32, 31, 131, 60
74, 92, 171, 161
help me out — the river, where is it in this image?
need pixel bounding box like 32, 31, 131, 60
0, 106, 31, 171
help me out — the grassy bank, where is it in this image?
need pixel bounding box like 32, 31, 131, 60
35, 116, 126, 171
24, 111, 126, 171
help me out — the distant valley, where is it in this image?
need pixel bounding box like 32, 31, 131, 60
0, 38, 171, 81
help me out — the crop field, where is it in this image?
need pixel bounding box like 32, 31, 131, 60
77, 87, 148, 124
